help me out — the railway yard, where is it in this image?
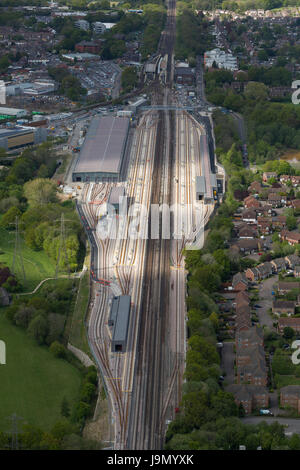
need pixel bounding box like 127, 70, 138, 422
75, 0, 222, 450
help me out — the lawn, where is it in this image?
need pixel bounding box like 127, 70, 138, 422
0, 227, 56, 292
0, 312, 82, 431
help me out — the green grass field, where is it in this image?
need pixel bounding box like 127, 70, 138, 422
0, 227, 56, 292
0, 313, 82, 431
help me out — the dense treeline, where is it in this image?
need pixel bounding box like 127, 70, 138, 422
140, 4, 166, 60
48, 67, 87, 101
175, 8, 212, 60
193, 0, 300, 11
205, 69, 300, 164
121, 66, 139, 92
0, 143, 84, 272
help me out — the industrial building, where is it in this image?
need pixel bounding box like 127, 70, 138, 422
0, 126, 47, 151
0, 107, 27, 118
72, 116, 130, 183
196, 176, 206, 201
110, 295, 131, 352
5, 81, 56, 97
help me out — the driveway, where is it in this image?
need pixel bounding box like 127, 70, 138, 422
256, 275, 278, 329
221, 342, 235, 385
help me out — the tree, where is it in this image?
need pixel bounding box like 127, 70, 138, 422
0, 206, 22, 229
245, 81, 269, 101
283, 326, 295, 340
61, 397, 70, 418
24, 178, 57, 206
121, 66, 138, 93
286, 215, 297, 231
50, 341, 67, 359
28, 315, 48, 345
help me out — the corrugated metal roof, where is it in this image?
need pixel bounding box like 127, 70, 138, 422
0, 127, 33, 138
108, 186, 125, 205
112, 295, 131, 342
196, 175, 206, 194
74, 116, 129, 174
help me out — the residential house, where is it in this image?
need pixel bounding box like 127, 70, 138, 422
280, 386, 300, 413
75, 41, 101, 54
285, 254, 300, 269
234, 239, 259, 254
271, 257, 286, 273
257, 205, 273, 217
242, 209, 257, 223
232, 272, 248, 291
291, 200, 300, 211
294, 266, 300, 278
235, 290, 250, 309
291, 176, 300, 187
272, 300, 296, 316
236, 344, 265, 367
237, 354, 268, 386
277, 281, 300, 294
246, 262, 273, 282
238, 224, 257, 239
277, 317, 300, 334
244, 195, 261, 209
226, 384, 269, 415
236, 326, 264, 349
257, 262, 273, 279
268, 193, 285, 208
246, 267, 260, 282
281, 231, 300, 246
280, 175, 291, 184
272, 216, 287, 230
263, 171, 277, 182
257, 216, 272, 235
248, 181, 263, 194
236, 312, 252, 332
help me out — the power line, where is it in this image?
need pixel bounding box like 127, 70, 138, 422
6, 413, 24, 450
11, 216, 26, 282
55, 213, 71, 279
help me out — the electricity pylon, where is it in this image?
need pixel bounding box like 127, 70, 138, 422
55, 213, 71, 279
6, 413, 24, 450
11, 216, 26, 282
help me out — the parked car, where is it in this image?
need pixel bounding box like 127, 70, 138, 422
260, 409, 273, 416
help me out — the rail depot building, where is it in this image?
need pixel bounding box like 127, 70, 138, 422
72, 116, 130, 183
109, 295, 131, 353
